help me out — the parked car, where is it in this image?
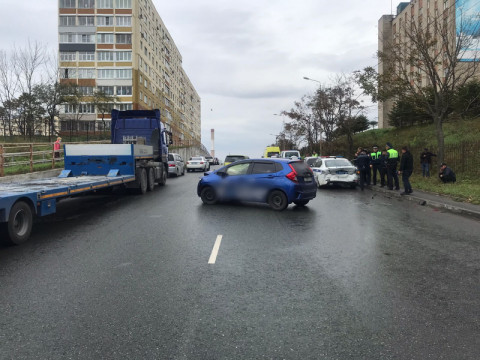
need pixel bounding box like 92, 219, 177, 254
197, 158, 317, 210
279, 150, 301, 159
187, 156, 210, 172
168, 153, 185, 177
224, 155, 249, 166
310, 156, 358, 188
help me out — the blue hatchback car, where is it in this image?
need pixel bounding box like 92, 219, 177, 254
197, 158, 317, 210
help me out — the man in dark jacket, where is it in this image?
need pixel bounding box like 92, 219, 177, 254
420, 148, 436, 177
398, 146, 414, 195
355, 149, 371, 191
379, 150, 389, 187
385, 142, 400, 190
439, 163, 456, 183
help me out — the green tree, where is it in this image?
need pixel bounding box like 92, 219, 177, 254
92, 89, 119, 133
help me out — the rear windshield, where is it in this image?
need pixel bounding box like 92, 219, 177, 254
290, 161, 312, 174
284, 151, 300, 157
267, 152, 279, 157
192, 157, 203, 160
168, 154, 174, 161
324, 159, 353, 168
206, 156, 213, 159
225, 155, 247, 162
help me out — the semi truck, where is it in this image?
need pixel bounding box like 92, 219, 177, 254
0, 109, 172, 245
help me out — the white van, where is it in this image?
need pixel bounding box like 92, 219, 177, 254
279, 150, 301, 159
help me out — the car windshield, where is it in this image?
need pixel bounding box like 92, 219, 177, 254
324, 159, 353, 168
284, 151, 300, 157
225, 156, 246, 162
168, 154, 174, 161
192, 157, 203, 160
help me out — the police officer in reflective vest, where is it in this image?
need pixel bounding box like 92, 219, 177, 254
369, 145, 382, 185
385, 142, 400, 190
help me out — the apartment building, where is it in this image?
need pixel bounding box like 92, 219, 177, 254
377, 0, 475, 128
58, 0, 201, 144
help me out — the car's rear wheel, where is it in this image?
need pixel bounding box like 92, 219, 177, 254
293, 200, 309, 207
200, 187, 217, 205
268, 190, 288, 211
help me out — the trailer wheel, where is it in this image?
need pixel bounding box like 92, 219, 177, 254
158, 166, 167, 186
147, 168, 155, 191
137, 168, 148, 194
2, 201, 33, 245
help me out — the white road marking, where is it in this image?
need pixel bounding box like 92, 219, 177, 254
208, 235, 223, 264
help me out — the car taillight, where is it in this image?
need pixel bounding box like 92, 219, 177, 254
200, 162, 204, 164
286, 164, 298, 183
169, 164, 175, 167
187, 161, 190, 164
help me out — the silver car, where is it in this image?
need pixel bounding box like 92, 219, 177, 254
168, 153, 185, 177
186, 156, 210, 172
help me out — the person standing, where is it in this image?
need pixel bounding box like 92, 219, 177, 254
385, 142, 400, 190
312, 151, 318, 158
355, 149, 371, 191
379, 149, 389, 187
369, 145, 382, 186
420, 148, 436, 177
439, 163, 456, 183
398, 146, 414, 195
54, 137, 62, 158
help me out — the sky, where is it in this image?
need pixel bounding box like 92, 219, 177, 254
0, 0, 394, 160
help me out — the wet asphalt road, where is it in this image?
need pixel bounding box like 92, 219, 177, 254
1, 167, 479, 359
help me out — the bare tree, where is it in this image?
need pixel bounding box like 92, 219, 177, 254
356, 3, 480, 164
0, 50, 20, 136
92, 89, 119, 134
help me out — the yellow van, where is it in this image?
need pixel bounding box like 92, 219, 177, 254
264, 146, 281, 158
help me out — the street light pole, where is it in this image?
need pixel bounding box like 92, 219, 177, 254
303, 76, 323, 155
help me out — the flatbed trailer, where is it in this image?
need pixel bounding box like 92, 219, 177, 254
0, 143, 157, 245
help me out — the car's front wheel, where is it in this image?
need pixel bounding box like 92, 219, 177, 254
268, 190, 288, 211
200, 187, 217, 205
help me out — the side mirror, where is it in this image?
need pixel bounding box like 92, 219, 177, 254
216, 170, 227, 177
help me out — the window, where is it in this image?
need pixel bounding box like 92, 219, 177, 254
98, 69, 115, 79
97, 51, 114, 61
77, 68, 95, 78
116, 51, 131, 61
60, 0, 76, 8
59, 33, 76, 43
64, 104, 77, 114
116, 103, 132, 111
116, 0, 132, 9
59, 16, 76, 26
80, 34, 95, 43
78, 16, 95, 26
116, 34, 132, 44
116, 69, 132, 79
78, 51, 95, 61
97, 33, 114, 43
97, 0, 113, 8
60, 52, 76, 61
79, 104, 95, 113
78, 0, 94, 8
144, 95, 148, 103
116, 16, 132, 26
97, 16, 114, 26
251, 162, 277, 174
78, 86, 94, 95
116, 86, 132, 95
60, 68, 77, 79
98, 86, 114, 95
226, 162, 250, 176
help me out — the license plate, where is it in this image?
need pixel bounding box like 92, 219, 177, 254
337, 171, 347, 175
304, 176, 313, 182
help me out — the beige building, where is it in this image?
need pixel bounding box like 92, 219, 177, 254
378, 0, 457, 128
58, 0, 201, 144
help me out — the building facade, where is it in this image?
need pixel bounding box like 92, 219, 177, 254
58, 0, 201, 144
377, 0, 460, 128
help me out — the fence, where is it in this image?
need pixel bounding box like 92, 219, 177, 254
0, 141, 108, 177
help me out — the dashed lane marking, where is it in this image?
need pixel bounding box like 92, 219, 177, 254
208, 235, 223, 264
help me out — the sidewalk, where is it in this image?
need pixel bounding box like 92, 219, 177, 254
369, 184, 480, 220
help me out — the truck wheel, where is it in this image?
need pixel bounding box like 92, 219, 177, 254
137, 168, 148, 194
2, 201, 33, 245
147, 168, 155, 191
158, 166, 167, 186
268, 190, 288, 211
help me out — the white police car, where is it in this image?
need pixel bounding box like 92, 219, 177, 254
307, 156, 358, 188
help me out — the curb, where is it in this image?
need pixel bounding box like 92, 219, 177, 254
370, 186, 480, 220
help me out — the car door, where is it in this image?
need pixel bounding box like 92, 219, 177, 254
219, 161, 252, 200
245, 161, 282, 202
